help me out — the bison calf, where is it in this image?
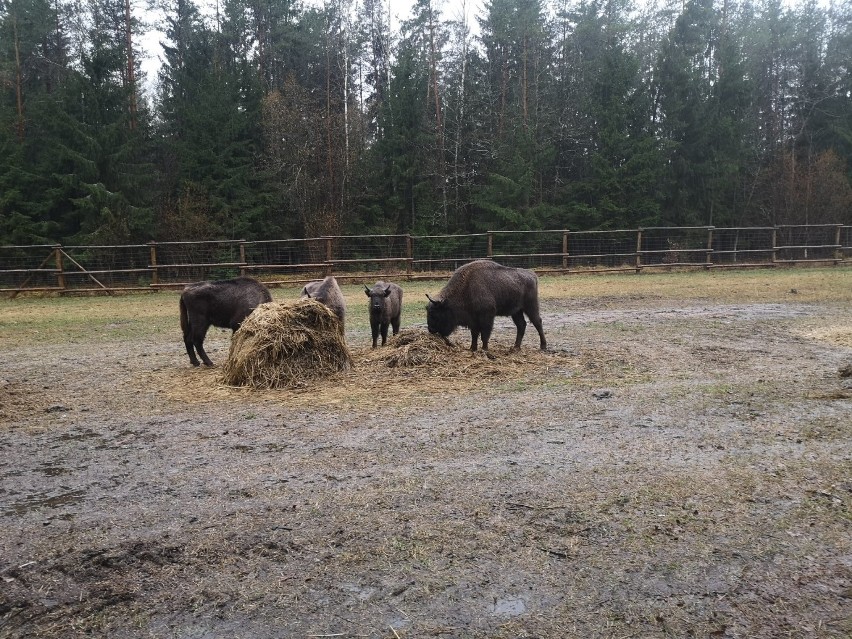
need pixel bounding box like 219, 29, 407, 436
426, 259, 546, 353
301, 276, 346, 331
180, 276, 272, 367
365, 281, 403, 347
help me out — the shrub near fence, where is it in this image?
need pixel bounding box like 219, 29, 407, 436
1, 225, 850, 296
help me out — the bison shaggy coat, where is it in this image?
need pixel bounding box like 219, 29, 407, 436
426, 260, 546, 352
180, 276, 272, 366
300, 276, 346, 330
365, 281, 403, 347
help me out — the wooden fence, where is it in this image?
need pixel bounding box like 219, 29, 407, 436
2, 224, 850, 297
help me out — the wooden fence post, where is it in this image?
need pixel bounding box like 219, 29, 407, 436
406, 234, 413, 279
239, 240, 247, 277
835, 224, 842, 264
325, 237, 333, 276
635, 229, 643, 272
562, 230, 569, 269
54, 244, 65, 291
487, 232, 493, 258
705, 227, 714, 269
772, 227, 778, 264
148, 241, 158, 286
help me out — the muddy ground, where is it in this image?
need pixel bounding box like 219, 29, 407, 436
1, 278, 851, 638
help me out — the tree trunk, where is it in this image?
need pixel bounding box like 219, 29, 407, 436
13, 16, 25, 142
124, 0, 138, 130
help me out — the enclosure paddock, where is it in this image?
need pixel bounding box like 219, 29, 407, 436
1, 271, 851, 638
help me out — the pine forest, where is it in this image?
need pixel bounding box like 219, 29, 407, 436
1, 0, 850, 246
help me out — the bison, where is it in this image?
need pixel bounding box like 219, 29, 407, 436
426, 259, 546, 353
365, 281, 403, 347
180, 276, 272, 366
300, 276, 346, 330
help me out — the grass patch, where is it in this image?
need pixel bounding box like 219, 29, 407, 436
2, 267, 849, 346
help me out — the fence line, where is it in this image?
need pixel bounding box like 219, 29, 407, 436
1, 225, 850, 297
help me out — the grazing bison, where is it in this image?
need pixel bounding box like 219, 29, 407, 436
180, 276, 272, 367
426, 259, 546, 353
365, 281, 403, 347
300, 276, 346, 329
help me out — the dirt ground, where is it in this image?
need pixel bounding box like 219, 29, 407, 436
1, 270, 851, 638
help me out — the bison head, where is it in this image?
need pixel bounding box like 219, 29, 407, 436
425, 294, 456, 337
366, 284, 392, 315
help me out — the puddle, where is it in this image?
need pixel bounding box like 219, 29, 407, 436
339, 582, 377, 601
56, 431, 101, 442
4, 489, 86, 515
264, 443, 291, 452
490, 597, 527, 617
37, 465, 72, 477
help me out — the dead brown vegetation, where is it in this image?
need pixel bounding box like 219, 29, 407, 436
221, 299, 352, 389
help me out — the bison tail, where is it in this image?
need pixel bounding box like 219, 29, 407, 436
179, 297, 189, 336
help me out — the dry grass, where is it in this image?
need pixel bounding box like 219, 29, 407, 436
221, 299, 352, 389
145, 326, 646, 412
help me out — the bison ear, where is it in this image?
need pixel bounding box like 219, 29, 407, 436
364, 285, 371, 296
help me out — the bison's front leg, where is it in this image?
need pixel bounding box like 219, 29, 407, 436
380, 322, 390, 346
370, 319, 380, 348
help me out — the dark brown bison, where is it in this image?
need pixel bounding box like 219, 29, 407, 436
300, 276, 346, 329
426, 259, 546, 352
365, 281, 403, 347
179, 277, 272, 366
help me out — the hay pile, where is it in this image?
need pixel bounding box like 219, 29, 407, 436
381, 328, 459, 367
222, 299, 352, 389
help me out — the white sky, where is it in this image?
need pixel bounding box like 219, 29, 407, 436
138, 0, 481, 92
137, 0, 823, 94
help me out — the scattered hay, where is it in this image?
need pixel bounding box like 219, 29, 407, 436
380, 328, 458, 367
221, 299, 353, 389
800, 325, 852, 348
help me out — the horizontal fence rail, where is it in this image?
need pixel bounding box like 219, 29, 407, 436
1, 225, 850, 296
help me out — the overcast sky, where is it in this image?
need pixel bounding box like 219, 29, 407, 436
138, 0, 482, 92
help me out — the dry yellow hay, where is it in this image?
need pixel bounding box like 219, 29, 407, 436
378, 328, 458, 367
221, 299, 353, 389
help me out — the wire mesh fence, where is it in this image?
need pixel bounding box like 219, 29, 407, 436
2, 224, 850, 296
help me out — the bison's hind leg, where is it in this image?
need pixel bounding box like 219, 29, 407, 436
184, 335, 201, 366
188, 318, 214, 366
510, 311, 528, 350
194, 339, 215, 366
527, 311, 546, 350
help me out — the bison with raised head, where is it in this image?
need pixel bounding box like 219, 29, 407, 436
300, 276, 346, 330
426, 260, 546, 353
365, 281, 403, 347
180, 276, 272, 366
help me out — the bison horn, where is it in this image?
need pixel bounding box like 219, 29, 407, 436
364, 285, 371, 295
426, 294, 439, 304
